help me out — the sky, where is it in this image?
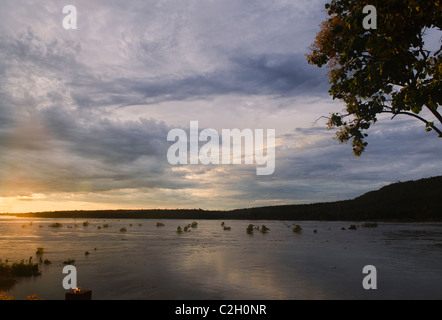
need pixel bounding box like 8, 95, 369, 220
0, 0, 440, 213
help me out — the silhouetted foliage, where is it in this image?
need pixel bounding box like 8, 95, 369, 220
307, 0, 442, 155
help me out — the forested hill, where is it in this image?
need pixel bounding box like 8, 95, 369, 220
230, 175, 442, 221
11, 176, 442, 221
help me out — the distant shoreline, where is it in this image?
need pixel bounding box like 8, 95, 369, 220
3, 175, 441, 222
2, 209, 441, 222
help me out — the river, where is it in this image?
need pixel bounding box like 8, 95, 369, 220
1, 216, 441, 300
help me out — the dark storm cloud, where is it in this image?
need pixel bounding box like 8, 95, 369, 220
92, 52, 329, 106
0, 29, 83, 76
229, 53, 328, 96
40, 107, 171, 164
0, 29, 328, 113
54, 51, 329, 112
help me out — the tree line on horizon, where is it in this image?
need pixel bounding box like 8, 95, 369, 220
14, 175, 442, 221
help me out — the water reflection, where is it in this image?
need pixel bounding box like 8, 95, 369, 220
1, 217, 442, 300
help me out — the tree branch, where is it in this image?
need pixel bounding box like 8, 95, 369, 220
425, 105, 442, 125
382, 110, 442, 137
313, 115, 331, 126
418, 30, 430, 61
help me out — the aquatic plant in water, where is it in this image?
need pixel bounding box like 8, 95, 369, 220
0, 258, 41, 279
35, 248, 44, 255
63, 259, 75, 265
182, 224, 193, 232
260, 225, 270, 233
49, 223, 62, 228
13, 258, 41, 277
0, 260, 16, 290
246, 224, 254, 234
292, 224, 302, 233
361, 222, 378, 228
156, 222, 165, 227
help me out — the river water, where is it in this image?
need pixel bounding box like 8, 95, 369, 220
1, 216, 441, 300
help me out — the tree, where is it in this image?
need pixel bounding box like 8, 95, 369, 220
307, 0, 441, 155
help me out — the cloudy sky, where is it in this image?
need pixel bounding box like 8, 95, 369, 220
0, 0, 440, 213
